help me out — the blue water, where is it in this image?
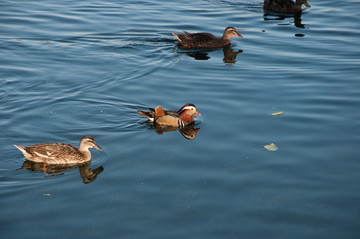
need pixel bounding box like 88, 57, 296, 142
1, 0, 360, 238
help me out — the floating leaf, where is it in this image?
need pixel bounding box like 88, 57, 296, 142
264, 143, 278, 151
271, 111, 283, 116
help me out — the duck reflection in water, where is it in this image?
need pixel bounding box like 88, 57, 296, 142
178, 45, 243, 63
18, 160, 104, 184
138, 104, 201, 140
264, 12, 305, 28
222, 45, 243, 63
14, 136, 104, 183
154, 125, 201, 140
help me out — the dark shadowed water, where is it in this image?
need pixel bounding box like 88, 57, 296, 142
1, 0, 360, 238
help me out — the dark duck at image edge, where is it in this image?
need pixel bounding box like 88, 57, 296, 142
14, 136, 103, 164
264, 0, 311, 14
138, 104, 201, 128
172, 27, 243, 49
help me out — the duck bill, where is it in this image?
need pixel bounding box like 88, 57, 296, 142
303, 1, 311, 7
194, 111, 201, 116
94, 144, 104, 151
235, 32, 243, 38
233, 29, 244, 38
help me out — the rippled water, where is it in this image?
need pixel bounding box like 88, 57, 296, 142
1, 0, 360, 238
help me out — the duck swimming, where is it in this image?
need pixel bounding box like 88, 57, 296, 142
172, 27, 243, 49
264, 0, 311, 14
14, 136, 103, 164
138, 104, 201, 128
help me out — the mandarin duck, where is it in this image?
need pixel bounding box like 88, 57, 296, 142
264, 0, 311, 14
137, 104, 201, 128
172, 27, 243, 49
14, 136, 103, 164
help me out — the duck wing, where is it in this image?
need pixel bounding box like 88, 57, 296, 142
264, 0, 295, 12
182, 32, 217, 45
27, 143, 78, 159
164, 110, 178, 116
155, 115, 182, 127
138, 107, 179, 121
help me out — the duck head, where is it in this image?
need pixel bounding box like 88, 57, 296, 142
178, 104, 201, 116
297, 0, 311, 7
79, 136, 103, 152
222, 27, 243, 40
178, 104, 201, 124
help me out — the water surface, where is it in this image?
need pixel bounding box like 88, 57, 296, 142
1, 0, 360, 238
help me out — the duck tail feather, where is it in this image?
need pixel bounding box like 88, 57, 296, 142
137, 110, 155, 121
172, 32, 181, 42
14, 144, 26, 153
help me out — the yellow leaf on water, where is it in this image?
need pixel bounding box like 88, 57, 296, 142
264, 143, 278, 151
271, 111, 283, 116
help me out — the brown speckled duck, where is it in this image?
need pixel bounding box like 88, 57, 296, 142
264, 0, 311, 14
138, 104, 201, 128
14, 136, 103, 164
172, 27, 243, 49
